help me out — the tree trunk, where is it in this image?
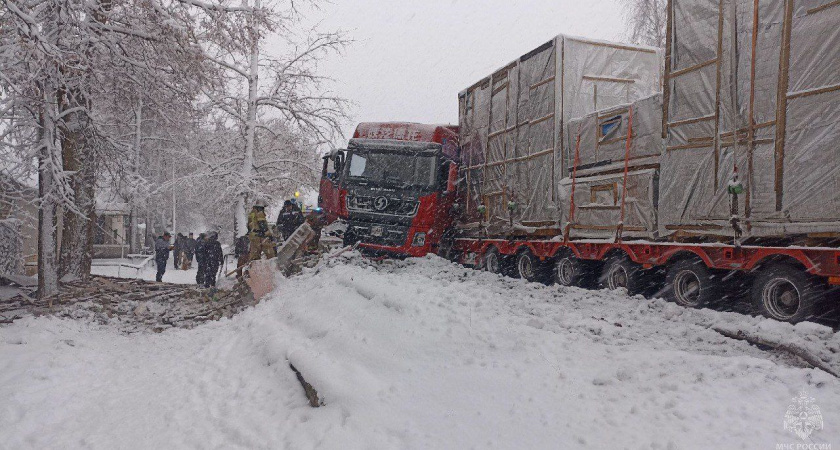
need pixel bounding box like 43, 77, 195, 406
58, 86, 96, 281
129, 98, 143, 252
236, 0, 261, 236
38, 86, 60, 299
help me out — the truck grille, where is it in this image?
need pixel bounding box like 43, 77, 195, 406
347, 221, 409, 247
346, 195, 419, 217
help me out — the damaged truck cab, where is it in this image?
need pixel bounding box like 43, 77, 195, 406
319, 122, 459, 257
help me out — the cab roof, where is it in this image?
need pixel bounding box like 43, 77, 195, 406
353, 122, 458, 146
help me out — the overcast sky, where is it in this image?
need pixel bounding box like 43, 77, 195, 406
301, 0, 629, 148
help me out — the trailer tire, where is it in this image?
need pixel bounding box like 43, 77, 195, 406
751, 263, 824, 323
664, 259, 719, 308
554, 255, 597, 288
480, 248, 503, 275
601, 256, 647, 296
516, 250, 544, 283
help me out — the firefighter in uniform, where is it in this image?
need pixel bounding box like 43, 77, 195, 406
248, 200, 276, 261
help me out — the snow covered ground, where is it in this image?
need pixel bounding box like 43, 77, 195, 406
2, 254, 839, 449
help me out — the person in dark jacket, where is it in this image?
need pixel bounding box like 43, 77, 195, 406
203, 232, 224, 288
194, 233, 207, 285
154, 232, 172, 282
276, 200, 304, 241
173, 233, 185, 270
184, 233, 197, 269
234, 235, 250, 278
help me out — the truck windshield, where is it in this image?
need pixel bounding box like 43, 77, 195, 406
346, 150, 437, 188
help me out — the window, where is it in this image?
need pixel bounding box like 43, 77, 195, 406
599, 115, 623, 143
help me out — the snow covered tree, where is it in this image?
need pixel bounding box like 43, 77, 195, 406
199, 0, 349, 235
619, 0, 667, 48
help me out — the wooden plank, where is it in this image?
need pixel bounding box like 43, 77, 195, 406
668, 114, 716, 128
774, 0, 795, 211
597, 108, 630, 120
787, 83, 840, 100
582, 75, 636, 84
492, 81, 509, 96
566, 36, 658, 54
745, 0, 760, 221
664, 224, 725, 231
572, 225, 647, 231
529, 76, 555, 90
808, 0, 840, 14
670, 58, 717, 78
663, 0, 674, 139
666, 142, 714, 151
713, 0, 724, 190
529, 112, 554, 126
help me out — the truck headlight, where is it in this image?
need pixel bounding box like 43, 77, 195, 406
411, 232, 426, 247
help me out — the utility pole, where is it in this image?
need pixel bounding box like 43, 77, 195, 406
171, 162, 176, 234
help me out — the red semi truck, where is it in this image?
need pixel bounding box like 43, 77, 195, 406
320, 121, 840, 324
320, 122, 460, 257
320, 21, 840, 324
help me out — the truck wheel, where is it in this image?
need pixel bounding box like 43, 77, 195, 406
481, 248, 503, 275
554, 255, 596, 288
751, 263, 824, 323
664, 259, 719, 308
602, 256, 646, 296
516, 250, 542, 282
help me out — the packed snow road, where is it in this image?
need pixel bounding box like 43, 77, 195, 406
1, 254, 839, 449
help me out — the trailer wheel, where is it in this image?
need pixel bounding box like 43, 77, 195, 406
751, 263, 824, 323
516, 250, 543, 282
602, 256, 646, 296
554, 255, 596, 288
481, 248, 503, 275
664, 259, 719, 308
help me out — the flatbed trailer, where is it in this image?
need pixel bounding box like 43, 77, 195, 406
453, 237, 840, 323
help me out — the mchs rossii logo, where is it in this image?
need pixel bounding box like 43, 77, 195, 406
776, 389, 830, 450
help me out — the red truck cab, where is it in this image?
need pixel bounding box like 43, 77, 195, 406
318, 122, 459, 257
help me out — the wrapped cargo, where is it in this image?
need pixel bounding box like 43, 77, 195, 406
659, 0, 840, 240
564, 94, 664, 172
559, 94, 664, 240
457, 35, 661, 235
559, 168, 660, 239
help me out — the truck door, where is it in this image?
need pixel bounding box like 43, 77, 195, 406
318, 150, 345, 224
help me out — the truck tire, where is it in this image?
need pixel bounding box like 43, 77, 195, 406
516, 250, 543, 282
554, 254, 596, 288
664, 259, 719, 308
601, 256, 647, 296
751, 263, 824, 323
481, 248, 503, 275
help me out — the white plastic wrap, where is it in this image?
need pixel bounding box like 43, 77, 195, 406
457, 35, 661, 233
659, 0, 840, 238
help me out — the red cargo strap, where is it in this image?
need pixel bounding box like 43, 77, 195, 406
564, 125, 583, 242
616, 106, 634, 243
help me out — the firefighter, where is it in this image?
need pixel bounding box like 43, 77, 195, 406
305, 207, 327, 253
248, 200, 276, 260
234, 235, 250, 278
276, 199, 304, 241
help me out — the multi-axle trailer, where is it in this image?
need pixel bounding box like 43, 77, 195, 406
320, 0, 840, 323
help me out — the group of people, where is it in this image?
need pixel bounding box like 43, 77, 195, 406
154, 198, 327, 285
172, 233, 196, 270
154, 231, 223, 287
237, 198, 326, 269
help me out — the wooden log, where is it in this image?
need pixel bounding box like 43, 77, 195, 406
712, 326, 839, 378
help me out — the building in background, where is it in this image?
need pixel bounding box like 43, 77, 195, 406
94, 192, 131, 259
